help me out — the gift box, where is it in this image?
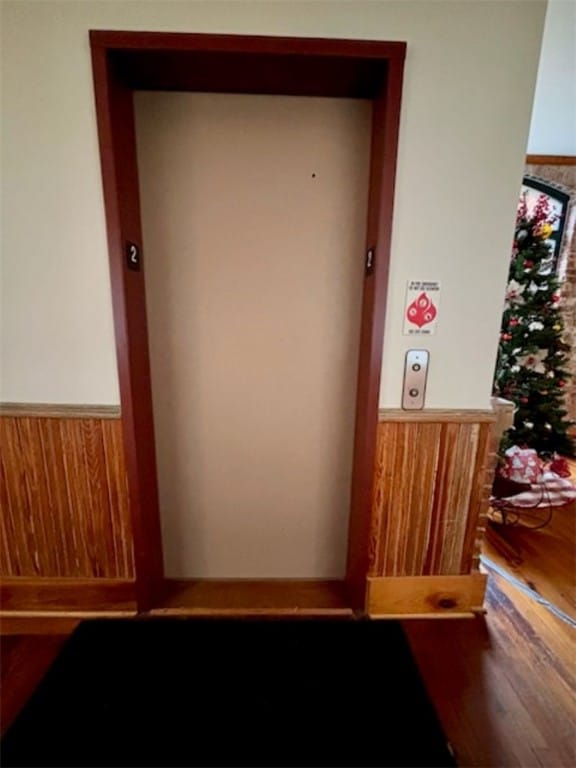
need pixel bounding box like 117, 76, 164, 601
500, 446, 544, 485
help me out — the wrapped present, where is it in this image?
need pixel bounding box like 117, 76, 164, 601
500, 446, 544, 485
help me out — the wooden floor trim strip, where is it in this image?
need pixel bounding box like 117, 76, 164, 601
150, 579, 353, 616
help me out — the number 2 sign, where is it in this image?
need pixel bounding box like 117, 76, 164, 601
126, 241, 141, 271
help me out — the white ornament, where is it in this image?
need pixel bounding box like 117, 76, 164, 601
505, 280, 526, 306
517, 349, 548, 374
524, 421, 534, 429
510, 365, 520, 373
528, 321, 544, 331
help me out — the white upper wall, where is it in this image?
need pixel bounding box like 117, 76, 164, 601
528, 0, 576, 156
0, 0, 546, 408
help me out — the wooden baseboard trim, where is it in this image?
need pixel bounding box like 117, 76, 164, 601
148, 579, 353, 617
151, 607, 352, 617
395, 611, 487, 620
366, 574, 487, 617
0, 402, 121, 419
0, 579, 137, 613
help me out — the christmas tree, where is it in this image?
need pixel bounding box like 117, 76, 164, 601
494, 192, 575, 457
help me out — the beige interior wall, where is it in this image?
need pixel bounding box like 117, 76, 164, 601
135, 93, 370, 578
1, 1, 547, 410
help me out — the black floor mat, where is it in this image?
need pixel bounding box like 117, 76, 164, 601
1, 618, 455, 767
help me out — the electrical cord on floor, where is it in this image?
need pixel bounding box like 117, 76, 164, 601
490, 481, 555, 529
481, 554, 576, 629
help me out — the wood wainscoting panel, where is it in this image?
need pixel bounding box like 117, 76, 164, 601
369, 410, 495, 578
0, 413, 134, 579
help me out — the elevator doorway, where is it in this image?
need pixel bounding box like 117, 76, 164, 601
135, 92, 370, 578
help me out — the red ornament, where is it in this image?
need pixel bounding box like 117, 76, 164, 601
520, 396, 529, 404
559, 380, 566, 387
509, 318, 519, 327
552, 293, 561, 303
501, 332, 512, 341
523, 260, 534, 269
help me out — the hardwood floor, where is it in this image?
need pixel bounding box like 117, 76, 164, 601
406, 565, 575, 767
406, 467, 576, 767
1, 632, 70, 736
482, 458, 576, 622
483, 501, 575, 621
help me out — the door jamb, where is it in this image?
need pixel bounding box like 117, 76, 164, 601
90, 31, 406, 611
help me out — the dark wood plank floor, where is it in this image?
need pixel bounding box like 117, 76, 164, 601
483, 501, 575, 621
1, 632, 70, 735
406, 464, 576, 767
406, 565, 575, 767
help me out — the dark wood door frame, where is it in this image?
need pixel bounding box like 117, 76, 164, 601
90, 31, 406, 611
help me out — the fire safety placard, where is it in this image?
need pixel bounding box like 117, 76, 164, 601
403, 280, 441, 335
